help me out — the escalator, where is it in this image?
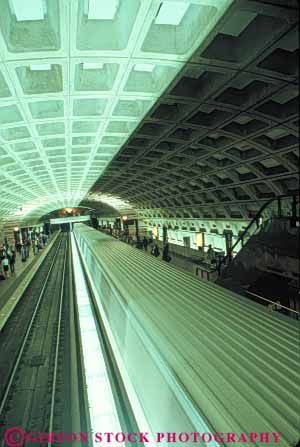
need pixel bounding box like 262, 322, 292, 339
217, 193, 299, 318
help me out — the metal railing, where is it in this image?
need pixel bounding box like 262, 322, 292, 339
228, 193, 299, 263
245, 290, 300, 320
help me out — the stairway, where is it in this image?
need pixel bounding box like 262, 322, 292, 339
217, 194, 299, 316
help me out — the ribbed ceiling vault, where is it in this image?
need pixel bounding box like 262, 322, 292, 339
0, 0, 238, 224
88, 0, 299, 221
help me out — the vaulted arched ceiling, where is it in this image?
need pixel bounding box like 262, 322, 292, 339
0, 0, 237, 225
88, 0, 299, 221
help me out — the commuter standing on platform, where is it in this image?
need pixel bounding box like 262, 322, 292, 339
151, 244, 160, 257
7, 248, 11, 265
32, 239, 36, 255
25, 239, 30, 258
10, 242, 16, 255
2, 256, 9, 278
16, 241, 22, 253
206, 244, 215, 263
142, 236, 149, 251
0, 262, 5, 280
21, 245, 27, 262
162, 242, 171, 262
8, 250, 16, 274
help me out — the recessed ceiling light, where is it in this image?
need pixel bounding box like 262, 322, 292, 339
88, 0, 119, 20
29, 64, 52, 71
273, 87, 298, 104
234, 115, 253, 125
82, 62, 104, 70
261, 158, 279, 168
184, 66, 204, 79
265, 128, 287, 139
134, 64, 155, 73
10, 0, 46, 21
30, 64, 52, 71
155, 1, 189, 26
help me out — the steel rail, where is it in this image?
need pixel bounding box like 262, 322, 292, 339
0, 236, 64, 416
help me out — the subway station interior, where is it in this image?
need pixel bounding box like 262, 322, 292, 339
0, 1, 299, 446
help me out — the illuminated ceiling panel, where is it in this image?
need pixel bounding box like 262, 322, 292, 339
85, 192, 134, 214
10, 0, 46, 22
0, 0, 233, 224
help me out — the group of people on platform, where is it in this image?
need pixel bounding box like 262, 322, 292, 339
118, 232, 172, 263
0, 244, 16, 278
0, 232, 48, 281
99, 226, 220, 267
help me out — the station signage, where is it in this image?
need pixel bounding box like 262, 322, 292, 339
50, 215, 90, 224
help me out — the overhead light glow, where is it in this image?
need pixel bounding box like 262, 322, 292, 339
88, 0, 119, 20
10, 0, 45, 21
134, 64, 155, 73
82, 62, 104, 70
86, 193, 133, 213
155, 1, 189, 26
30, 64, 52, 71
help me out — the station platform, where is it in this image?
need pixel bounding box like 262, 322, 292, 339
0, 234, 59, 319
117, 238, 217, 280
1, 249, 37, 303
143, 245, 196, 275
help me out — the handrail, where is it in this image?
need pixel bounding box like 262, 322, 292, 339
228, 192, 299, 262
245, 290, 300, 317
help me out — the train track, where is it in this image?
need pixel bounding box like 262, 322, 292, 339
0, 234, 70, 446
0, 230, 140, 447
0, 236, 62, 400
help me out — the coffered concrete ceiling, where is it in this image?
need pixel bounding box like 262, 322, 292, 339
0, 0, 235, 224
89, 0, 299, 221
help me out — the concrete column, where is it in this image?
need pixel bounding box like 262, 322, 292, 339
135, 219, 139, 240
163, 224, 168, 245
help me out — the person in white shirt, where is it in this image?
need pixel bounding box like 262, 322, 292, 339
2, 257, 9, 278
